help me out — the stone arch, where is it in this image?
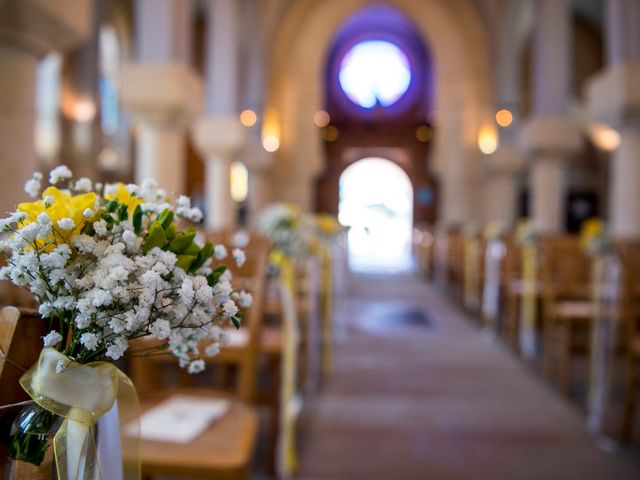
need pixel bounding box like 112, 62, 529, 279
266, 0, 492, 226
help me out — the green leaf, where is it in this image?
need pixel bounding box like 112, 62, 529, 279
189, 243, 214, 272
165, 223, 177, 241
142, 222, 166, 253
168, 228, 196, 254
184, 243, 200, 255
206, 265, 227, 287
231, 315, 241, 329
132, 205, 143, 234
118, 203, 128, 221
175, 254, 196, 271
107, 200, 119, 213
158, 209, 174, 229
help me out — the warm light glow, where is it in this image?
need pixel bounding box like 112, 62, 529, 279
478, 125, 498, 155
230, 161, 249, 203
495, 109, 513, 128
98, 147, 119, 170
323, 126, 339, 142
263, 135, 280, 152
415, 125, 432, 142
65, 97, 96, 123
240, 109, 257, 127
313, 110, 331, 127
339, 40, 411, 108
589, 123, 621, 152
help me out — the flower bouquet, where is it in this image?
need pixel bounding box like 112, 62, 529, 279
256, 203, 315, 261
1, 166, 249, 479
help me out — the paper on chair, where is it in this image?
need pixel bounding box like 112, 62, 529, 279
136, 394, 230, 444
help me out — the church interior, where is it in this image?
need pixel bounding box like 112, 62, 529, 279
1, 0, 640, 479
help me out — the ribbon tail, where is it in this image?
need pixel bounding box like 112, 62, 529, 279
54, 415, 98, 480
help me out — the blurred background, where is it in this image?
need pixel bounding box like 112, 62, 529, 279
2, 0, 640, 479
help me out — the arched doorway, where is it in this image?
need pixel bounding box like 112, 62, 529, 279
339, 157, 414, 272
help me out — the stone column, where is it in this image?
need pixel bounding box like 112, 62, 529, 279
587, 0, 640, 238
0, 0, 92, 213
520, 118, 582, 233
120, 0, 201, 196
192, 0, 245, 230
193, 117, 245, 229
120, 64, 202, 195
243, 144, 274, 224
519, 0, 580, 234
484, 146, 524, 228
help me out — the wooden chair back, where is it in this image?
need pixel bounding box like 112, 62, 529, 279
538, 235, 591, 298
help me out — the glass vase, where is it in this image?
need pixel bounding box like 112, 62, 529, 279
6, 403, 61, 480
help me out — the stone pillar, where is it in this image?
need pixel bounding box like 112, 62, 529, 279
0, 0, 92, 213
193, 117, 245, 229
192, 0, 245, 229
587, 0, 640, 238
520, 0, 579, 234
120, 64, 202, 195
120, 0, 201, 196
242, 143, 274, 224
484, 146, 524, 227
520, 118, 582, 233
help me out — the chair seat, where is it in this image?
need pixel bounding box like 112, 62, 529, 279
137, 388, 258, 478
223, 327, 283, 356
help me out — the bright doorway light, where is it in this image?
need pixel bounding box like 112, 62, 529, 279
339, 157, 414, 272
339, 40, 411, 108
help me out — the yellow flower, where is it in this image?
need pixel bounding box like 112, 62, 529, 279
315, 214, 342, 236
580, 218, 604, 249
17, 187, 97, 246
104, 183, 142, 214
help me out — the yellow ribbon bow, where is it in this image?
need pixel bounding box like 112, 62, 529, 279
20, 348, 140, 480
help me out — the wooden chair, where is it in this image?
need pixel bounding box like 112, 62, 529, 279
617, 241, 640, 441
0, 308, 47, 479
539, 236, 595, 396
128, 231, 270, 479
463, 234, 485, 315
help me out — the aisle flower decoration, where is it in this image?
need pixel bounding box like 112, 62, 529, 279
256, 202, 315, 260
580, 218, 611, 255
1, 166, 249, 478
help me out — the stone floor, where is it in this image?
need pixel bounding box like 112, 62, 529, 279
296, 273, 640, 480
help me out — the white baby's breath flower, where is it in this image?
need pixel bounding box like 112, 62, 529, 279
232, 248, 246, 267
187, 359, 205, 374
49, 165, 73, 185
43, 195, 55, 208
93, 220, 108, 236
214, 245, 227, 260
222, 299, 238, 318
24, 172, 42, 198
80, 332, 99, 350
83, 208, 95, 218
204, 343, 220, 357
234, 291, 252, 308
74, 177, 92, 192
179, 277, 195, 305
57, 218, 75, 231
177, 195, 190, 209
149, 319, 171, 340
42, 331, 63, 347
106, 336, 128, 360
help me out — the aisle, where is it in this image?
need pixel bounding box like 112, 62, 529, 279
297, 274, 640, 480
